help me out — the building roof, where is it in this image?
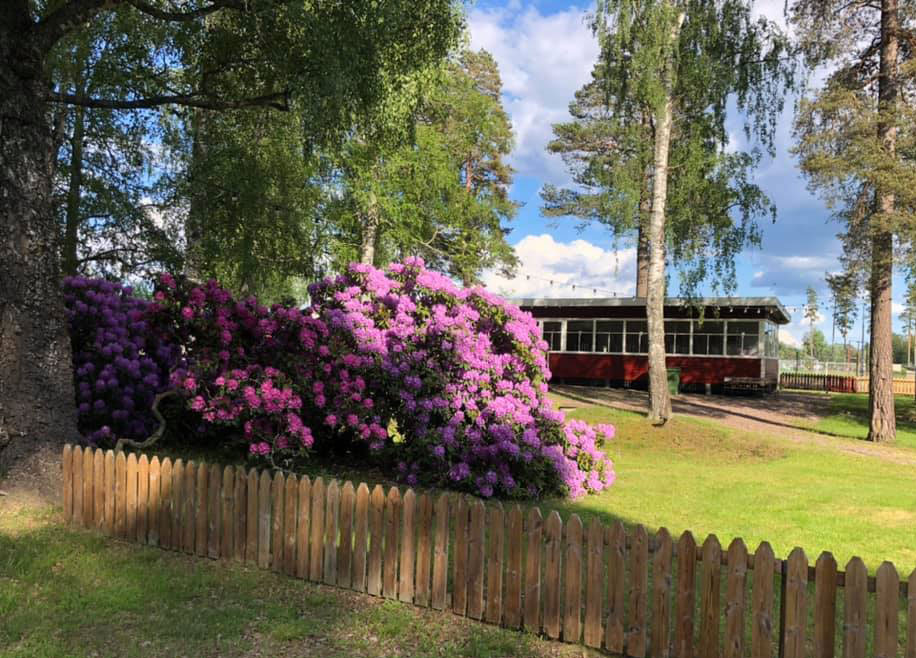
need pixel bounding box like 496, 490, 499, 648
514, 296, 792, 324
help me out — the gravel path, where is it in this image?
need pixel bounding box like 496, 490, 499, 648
552, 384, 916, 465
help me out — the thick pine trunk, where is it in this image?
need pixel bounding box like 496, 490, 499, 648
868, 0, 898, 442
0, 22, 79, 480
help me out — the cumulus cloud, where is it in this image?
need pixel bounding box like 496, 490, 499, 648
481, 233, 636, 299
468, 4, 599, 185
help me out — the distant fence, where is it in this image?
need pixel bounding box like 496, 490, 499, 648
854, 377, 916, 396
62, 444, 915, 658
779, 373, 858, 393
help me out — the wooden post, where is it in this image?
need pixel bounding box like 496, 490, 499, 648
431, 493, 450, 610
543, 510, 563, 640
751, 542, 776, 658
699, 535, 722, 658
562, 514, 583, 644
367, 484, 384, 596
246, 468, 258, 564
233, 465, 246, 561
125, 452, 138, 541
413, 493, 433, 608
813, 552, 837, 658
843, 557, 867, 658
653, 528, 674, 658
194, 462, 207, 556
270, 472, 285, 572
724, 539, 748, 658
257, 470, 271, 569
398, 489, 417, 604
295, 475, 311, 578
606, 521, 627, 654
452, 496, 470, 616
221, 465, 235, 560
629, 524, 649, 657
323, 480, 339, 585
485, 502, 505, 626
171, 459, 184, 550
383, 486, 401, 600
148, 455, 160, 546
308, 477, 325, 582
783, 548, 808, 658
874, 562, 900, 658
114, 451, 126, 538
283, 474, 298, 576
337, 481, 355, 589
82, 446, 93, 526
466, 499, 486, 620
352, 482, 369, 592
206, 462, 220, 558
159, 457, 173, 548
524, 507, 544, 635
103, 450, 115, 536
505, 504, 524, 630
94, 449, 106, 532
182, 461, 196, 554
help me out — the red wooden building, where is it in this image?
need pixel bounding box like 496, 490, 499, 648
518, 297, 790, 392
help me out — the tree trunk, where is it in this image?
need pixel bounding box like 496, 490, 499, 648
867, 0, 898, 442
359, 193, 380, 266
645, 10, 684, 424
0, 20, 79, 481
184, 107, 208, 282
636, 209, 650, 298
62, 104, 85, 277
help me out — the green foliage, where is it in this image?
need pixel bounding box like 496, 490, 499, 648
825, 270, 859, 345
543, 0, 795, 297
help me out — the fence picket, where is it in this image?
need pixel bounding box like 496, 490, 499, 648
82, 446, 93, 525
308, 477, 326, 582
94, 449, 105, 531
114, 451, 126, 537
907, 569, 916, 658
205, 462, 219, 558
103, 450, 115, 536
452, 496, 470, 615
182, 461, 195, 553
295, 476, 311, 578
257, 470, 271, 569
271, 472, 285, 572
73, 446, 84, 526
221, 463, 235, 558
62, 445, 73, 523
284, 474, 298, 576
171, 459, 184, 550
159, 457, 173, 548
135, 454, 148, 541
751, 542, 776, 658
246, 468, 258, 563
367, 484, 384, 596
125, 452, 137, 541
431, 494, 450, 610
653, 528, 674, 658
784, 548, 808, 658
233, 466, 246, 561
630, 524, 649, 658
485, 502, 505, 625
413, 493, 433, 608
193, 461, 207, 555
543, 510, 563, 640
505, 504, 524, 630
843, 557, 867, 658
874, 562, 899, 658
563, 514, 583, 644
724, 539, 748, 658
337, 481, 355, 588
814, 552, 838, 658
524, 507, 543, 634
383, 486, 401, 600
399, 489, 417, 604
606, 521, 627, 654
466, 499, 486, 620
699, 535, 722, 658
352, 483, 369, 592
323, 480, 340, 585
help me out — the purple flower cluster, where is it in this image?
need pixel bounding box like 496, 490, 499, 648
63, 277, 177, 445
64, 260, 616, 499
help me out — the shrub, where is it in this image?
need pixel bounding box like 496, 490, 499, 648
64, 262, 615, 499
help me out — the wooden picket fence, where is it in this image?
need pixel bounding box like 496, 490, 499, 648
61, 444, 915, 658
779, 373, 857, 393
854, 378, 916, 396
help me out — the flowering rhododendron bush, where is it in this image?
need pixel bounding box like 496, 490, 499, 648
64, 260, 616, 499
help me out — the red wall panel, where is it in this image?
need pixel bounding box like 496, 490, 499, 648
547, 353, 766, 386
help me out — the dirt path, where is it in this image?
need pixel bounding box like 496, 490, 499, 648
551, 384, 916, 465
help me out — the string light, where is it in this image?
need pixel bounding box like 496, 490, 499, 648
506, 271, 630, 298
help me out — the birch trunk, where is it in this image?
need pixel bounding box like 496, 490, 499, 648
646, 9, 685, 424
867, 0, 898, 442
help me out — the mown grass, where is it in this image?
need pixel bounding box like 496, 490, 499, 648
544, 402, 916, 572
0, 502, 597, 658
805, 393, 916, 451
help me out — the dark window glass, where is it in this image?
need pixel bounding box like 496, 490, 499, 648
595, 321, 624, 353
664, 321, 691, 354
693, 321, 724, 355
726, 321, 760, 356
542, 321, 562, 352
626, 321, 648, 353
566, 320, 594, 352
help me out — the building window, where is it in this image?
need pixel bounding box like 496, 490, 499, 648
726, 321, 760, 356
566, 320, 594, 352
595, 321, 624, 353
692, 320, 724, 355
542, 321, 562, 351
664, 321, 691, 354
763, 321, 778, 358
625, 320, 648, 353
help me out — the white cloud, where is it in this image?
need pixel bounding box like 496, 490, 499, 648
482, 234, 636, 299
468, 5, 599, 185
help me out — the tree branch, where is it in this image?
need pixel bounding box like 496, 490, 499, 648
32, 0, 126, 53
114, 390, 176, 453
126, 0, 243, 22
44, 89, 290, 111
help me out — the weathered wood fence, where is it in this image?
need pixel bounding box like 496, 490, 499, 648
779, 373, 857, 393
62, 444, 915, 658
853, 378, 916, 396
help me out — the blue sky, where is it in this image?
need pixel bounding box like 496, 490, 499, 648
470, 0, 902, 346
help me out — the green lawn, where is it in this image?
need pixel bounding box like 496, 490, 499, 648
808, 393, 916, 450
546, 401, 916, 572
0, 502, 596, 658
